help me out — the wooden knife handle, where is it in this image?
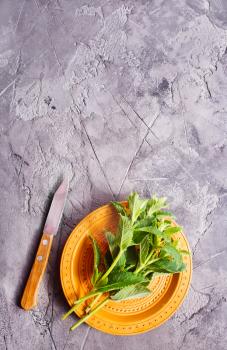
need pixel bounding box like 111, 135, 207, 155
21, 233, 53, 310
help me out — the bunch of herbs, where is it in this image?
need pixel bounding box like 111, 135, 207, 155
62, 192, 189, 330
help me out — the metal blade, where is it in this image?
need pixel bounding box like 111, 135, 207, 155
44, 178, 69, 236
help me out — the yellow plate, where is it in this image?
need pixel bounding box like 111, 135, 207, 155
60, 202, 192, 335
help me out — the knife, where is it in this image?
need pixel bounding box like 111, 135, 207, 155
21, 178, 69, 310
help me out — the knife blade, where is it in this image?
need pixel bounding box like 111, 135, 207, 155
21, 178, 69, 310
44, 178, 69, 235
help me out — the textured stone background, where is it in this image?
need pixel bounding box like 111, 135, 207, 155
0, 0, 227, 349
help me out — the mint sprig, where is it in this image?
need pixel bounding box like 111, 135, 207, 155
62, 192, 189, 331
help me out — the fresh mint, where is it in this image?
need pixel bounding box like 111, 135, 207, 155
62, 192, 189, 331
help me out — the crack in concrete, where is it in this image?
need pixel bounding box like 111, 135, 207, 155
37, 139, 46, 163
80, 326, 91, 350
116, 127, 150, 199
21, 177, 32, 213
193, 248, 227, 270
0, 79, 17, 98
10, 146, 29, 169
111, 93, 161, 197
193, 221, 212, 256
193, 188, 219, 256
10, 51, 22, 112
14, 0, 27, 33
30, 308, 58, 349
145, 133, 197, 183
3, 335, 8, 350
176, 77, 192, 159
36, 72, 45, 115
178, 284, 227, 349
17, 121, 34, 180
81, 117, 116, 200
62, 331, 70, 350
120, 94, 152, 130
106, 89, 139, 130
47, 325, 58, 350
203, 74, 212, 98
0, 289, 13, 349
199, 111, 227, 136
70, 108, 115, 199
184, 296, 211, 325
170, 75, 178, 104
178, 326, 197, 350
112, 90, 199, 190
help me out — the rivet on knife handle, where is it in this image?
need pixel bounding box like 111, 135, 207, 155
21, 233, 53, 310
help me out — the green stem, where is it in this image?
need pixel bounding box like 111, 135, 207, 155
63, 249, 123, 321
146, 258, 161, 266
85, 293, 102, 314
146, 250, 156, 262
70, 297, 109, 331
134, 264, 144, 274
97, 250, 124, 284
136, 257, 161, 274
144, 270, 152, 277
61, 290, 100, 320
135, 250, 155, 274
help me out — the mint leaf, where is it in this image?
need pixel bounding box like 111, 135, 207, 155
148, 259, 178, 273
172, 239, 179, 248
111, 201, 128, 216
161, 244, 183, 269
108, 270, 145, 284
128, 192, 148, 224
179, 249, 190, 255
134, 226, 171, 244
149, 245, 185, 273
155, 210, 174, 218
111, 284, 151, 301
146, 196, 167, 216
117, 215, 134, 250
115, 251, 126, 269
90, 236, 101, 286
134, 226, 162, 234
134, 217, 154, 229
105, 231, 126, 270
96, 271, 147, 293
164, 226, 182, 235
140, 235, 150, 265
132, 230, 149, 244
105, 231, 118, 258
150, 260, 186, 273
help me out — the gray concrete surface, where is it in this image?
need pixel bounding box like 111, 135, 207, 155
0, 0, 227, 349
